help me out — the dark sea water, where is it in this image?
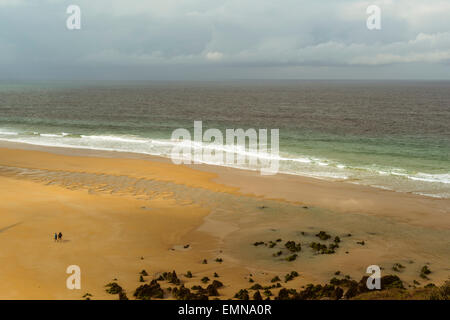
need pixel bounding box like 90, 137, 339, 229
0, 80, 449, 198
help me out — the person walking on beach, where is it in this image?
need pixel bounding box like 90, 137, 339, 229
54, 233, 57, 242
58, 232, 63, 242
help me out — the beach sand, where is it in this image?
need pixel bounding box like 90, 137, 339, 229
0, 142, 449, 299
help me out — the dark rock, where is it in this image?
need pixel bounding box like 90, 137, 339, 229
211, 280, 223, 288
250, 283, 263, 290
285, 254, 298, 261
118, 291, 129, 300
273, 251, 282, 257
270, 276, 281, 283
284, 271, 299, 282
381, 275, 404, 289
253, 290, 263, 300
277, 288, 290, 300
206, 284, 219, 296
160, 271, 181, 285
316, 231, 331, 241
172, 285, 208, 300
140, 270, 149, 276
234, 289, 250, 300
105, 282, 123, 294
201, 276, 210, 283
134, 280, 164, 300
285, 241, 301, 252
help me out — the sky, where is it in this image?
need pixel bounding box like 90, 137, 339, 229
1, 0, 450, 80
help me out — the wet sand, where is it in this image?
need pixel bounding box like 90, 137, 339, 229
0, 141, 449, 299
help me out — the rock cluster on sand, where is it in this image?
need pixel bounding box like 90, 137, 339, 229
134, 280, 164, 300
157, 270, 181, 285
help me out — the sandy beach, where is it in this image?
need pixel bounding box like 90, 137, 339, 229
0, 141, 449, 299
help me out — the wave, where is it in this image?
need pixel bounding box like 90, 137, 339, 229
0, 128, 448, 198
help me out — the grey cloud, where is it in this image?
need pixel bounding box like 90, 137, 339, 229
1, 0, 450, 79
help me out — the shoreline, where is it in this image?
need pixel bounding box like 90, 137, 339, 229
1, 137, 448, 200
1, 140, 448, 228
0, 140, 449, 299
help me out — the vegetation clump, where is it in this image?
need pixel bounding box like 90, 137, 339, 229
429, 281, 450, 300
253, 241, 265, 246
185, 271, 193, 278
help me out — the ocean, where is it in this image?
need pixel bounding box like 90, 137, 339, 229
0, 80, 449, 198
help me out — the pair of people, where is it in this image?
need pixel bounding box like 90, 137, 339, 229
54, 232, 63, 242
